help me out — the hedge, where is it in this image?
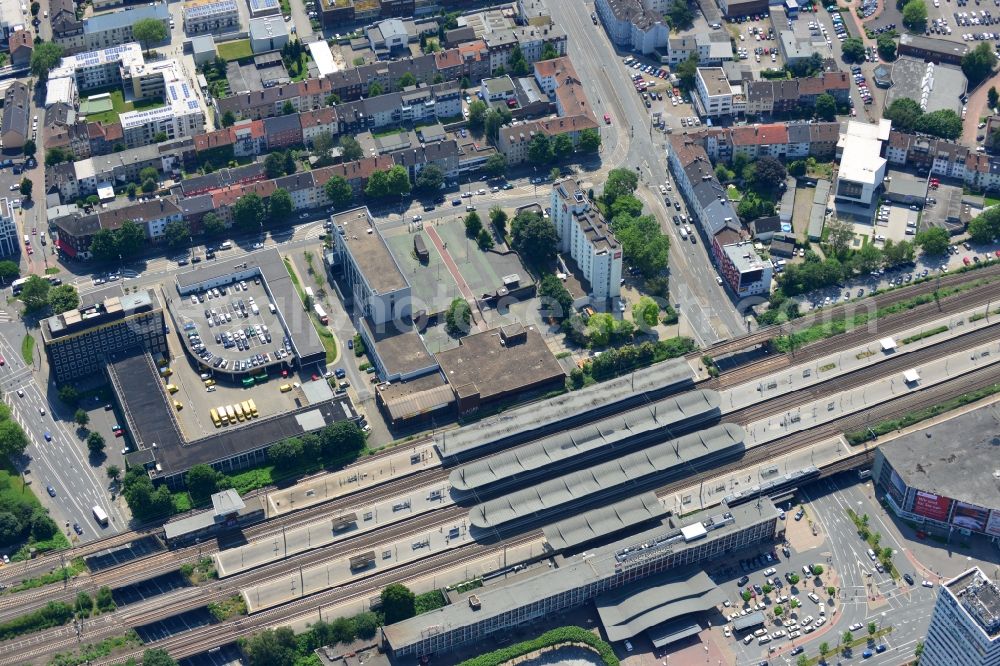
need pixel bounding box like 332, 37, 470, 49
457, 626, 618, 666
0, 601, 73, 640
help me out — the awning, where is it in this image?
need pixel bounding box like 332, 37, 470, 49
903, 369, 920, 383
732, 611, 766, 631
54, 238, 76, 257
648, 620, 701, 648
880, 337, 896, 351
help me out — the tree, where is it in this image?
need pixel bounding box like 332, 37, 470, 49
0, 513, 22, 545
73, 591, 93, 618
114, 220, 145, 259
842, 630, 855, 648
868, 621, 878, 637
242, 627, 298, 666
467, 99, 488, 130
414, 164, 444, 193
773, 605, 783, 616
841, 37, 865, 63
0, 421, 27, 458
0, 260, 17, 283
30, 42, 63, 80
752, 156, 786, 192
675, 53, 699, 90
30, 509, 57, 540
45, 147, 71, 166
233, 193, 267, 231
538, 273, 573, 320
551, 133, 574, 160
855, 242, 884, 273
324, 175, 353, 210
508, 45, 529, 76
141, 177, 157, 193
19, 275, 50, 312
201, 212, 226, 237
463, 211, 483, 237
815, 93, 837, 121
603, 168, 639, 205
915, 641, 924, 658
963, 42, 998, 86
365, 165, 411, 199
22, 139, 35, 157
58, 385, 79, 406
86, 432, 105, 456
264, 152, 285, 179
476, 227, 494, 250
483, 152, 507, 178
877, 34, 897, 61
527, 133, 554, 165
579, 127, 601, 153
74, 408, 89, 427
788, 51, 825, 78
268, 439, 303, 469
106, 465, 121, 482
824, 218, 856, 258
283, 150, 296, 175
549, 167, 562, 182
354, 612, 379, 639
29, 1, 39, 15
826, 585, 836, 597
133, 18, 168, 55
819, 642, 830, 658
186, 464, 221, 505
483, 107, 512, 143
902, 0, 927, 29
267, 188, 293, 224
367, 82, 383, 98
445, 298, 472, 336
990, 86, 1000, 110
18, 178, 31, 200
221, 111, 236, 128
46, 284, 78, 315
632, 296, 659, 328
968, 206, 1000, 243
797, 656, 809, 666
917, 109, 963, 140
811, 564, 824, 576
398, 72, 417, 88
614, 214, 670, 279
490, 207, 508, 237
163, 220, 190, 250
312, 131, 335, 156
381, 583, 416, 624
742, 589, 752, 602
585, 312, 616, 347
915, 226, 950, 255
339, 136, 364, 162
510, 211, 558, 266
140, 649, 177, 666
665, 0, 694, 29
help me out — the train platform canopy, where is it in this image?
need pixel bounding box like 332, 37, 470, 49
880, 337, 896, 352
163, 489, 248, 542
434, 359, 694, 460
596, 567, 725, 642
903, 368, 920, 383
469, 423, 745, 530
732, 611, 766, 632
543, 493, 666, 552
450, 389, 720, 493
648, 619, 702, 648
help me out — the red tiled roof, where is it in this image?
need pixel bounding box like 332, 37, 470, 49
194, 128, 235, 151
211, 180, 278, 208
434, 49, 462, 69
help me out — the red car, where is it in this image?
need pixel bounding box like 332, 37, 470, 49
963, 256, 971, 266
0, 355, 5, 366
604, 113, 611, 124
995, 250, 1000, 258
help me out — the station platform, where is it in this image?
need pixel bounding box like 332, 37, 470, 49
215, 478, 452, 578
265, 444, 440, 518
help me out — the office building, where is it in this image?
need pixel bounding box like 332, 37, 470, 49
550, 180, 622, 301
41, 289, 168, 383
0, 198, 17, 256
694, 67, 742, 118
834, 120, 890, 205
715, 241, 772, 297
923, 568, 1000, 666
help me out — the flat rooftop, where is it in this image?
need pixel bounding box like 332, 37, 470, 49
697, 67, 732, 98
838, 121, 889, 186
115, 354, 357, 481
43, 289, 160, 341
885, 57, 966, 116
946, 567, 1000, 639
383, 500, 778, 651
333, 208, 408, 295
878, 404, 1000, 511
435, 324, 564, 404
360, 317, 437, 379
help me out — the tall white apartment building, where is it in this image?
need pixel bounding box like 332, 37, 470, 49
0, 199, 17, 256
923, 568, 1000, 666
550, 180, 622, 301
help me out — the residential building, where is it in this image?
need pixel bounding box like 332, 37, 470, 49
923, 568, 1000, 666
299, 107, 338, 146
262, 113, 303, 149
0, 81, 29, 150
8, 29, 32, 68
595, 0, 668, 55
330, 206, 412, 326
551, 180, 622, 301
52, 198, 183, 257
182, 0, 240, 35
715, 241, 772, 296
0, 198, 17, 256
41, 290, 167, 383
67, 3, 171, 52
694, 67, 743, 118
497, 115, 599, 165
834, 120, 890, 205
50, 0, 84, 50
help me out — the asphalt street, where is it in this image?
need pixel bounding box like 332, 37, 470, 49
548, 0, 750, 346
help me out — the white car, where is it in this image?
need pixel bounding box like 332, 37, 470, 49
815, 617, 827, 627
850, 623, 863, 632
764, 567, 776, 576
923, 580, 934, 588
723, 627, 731, 638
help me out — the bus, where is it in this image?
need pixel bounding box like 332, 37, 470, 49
247, 399, 258, 417
210, 408, 222, 427
10, 277, 28, 296
241, 400, 252, 419
233, 403, 245, 421
217, 405, 229, 425
304, 286, 314, 299
92, 505, 109, 527
225, 405, 236, 422
241, 377, 255, 387
314, 304, 328, 324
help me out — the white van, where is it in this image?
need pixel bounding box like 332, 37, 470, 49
268, 303, 277, 314
679, 227, 688, 240
867, 548, 877, 561
250, 303, 260, 316
219, 241, 233, 250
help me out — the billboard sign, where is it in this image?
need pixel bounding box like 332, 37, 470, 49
952, 502, 990, 532
913, 491, 952, 522
888, 468, 907, 497
985, 510, 1000, 538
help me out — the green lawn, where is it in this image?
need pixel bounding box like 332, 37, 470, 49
985, 195, 1000, 208
20, 334, 33, 366
287, 52, 310, 82
82, 90, 164, 126
217, 39, 253, 62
